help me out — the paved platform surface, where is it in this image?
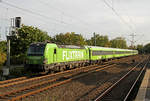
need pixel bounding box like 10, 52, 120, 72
135, 68, 150, 101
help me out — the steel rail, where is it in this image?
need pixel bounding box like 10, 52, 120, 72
94, 58, 146, 101
0, 55, 134, 88
0, 62, 114, 89
0, 77, 26, 85
123, 60, 149, 101
0, 64, 112, 98
0, 64, 97, 88
0, 55, 138, 100
0, 78, 58, 98
7, 64, 116, 101
0, 64, 115, 98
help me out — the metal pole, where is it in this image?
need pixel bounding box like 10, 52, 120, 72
130, 33, 136, 49
6, 36, 10, 67
94, 32, 96, 46
2, 35, 10, 77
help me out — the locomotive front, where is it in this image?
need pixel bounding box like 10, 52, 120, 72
25, 43, 46, 72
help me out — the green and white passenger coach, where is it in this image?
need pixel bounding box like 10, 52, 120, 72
25, 42, 138, 72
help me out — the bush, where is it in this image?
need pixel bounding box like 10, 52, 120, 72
11, 54, 26, 65
0, 52, 6, 66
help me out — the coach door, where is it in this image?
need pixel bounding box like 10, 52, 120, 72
53, 48, 57, 62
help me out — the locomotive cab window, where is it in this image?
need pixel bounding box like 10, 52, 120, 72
27, 44, 46, 56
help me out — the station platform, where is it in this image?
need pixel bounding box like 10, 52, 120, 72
135, 68, 150, 101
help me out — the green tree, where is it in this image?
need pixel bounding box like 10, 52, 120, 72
86, 34, 110, 47
52, 32, 86, 46
136, 44, 144, 54
110, 37, 127, 48
143, 43, 150, 54
0, 41, 7, 66
0, 52, 6, 66
10, 25, 51, 64
0, 41, 7, 53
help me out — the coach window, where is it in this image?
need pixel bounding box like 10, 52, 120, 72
54, 48, 56, 54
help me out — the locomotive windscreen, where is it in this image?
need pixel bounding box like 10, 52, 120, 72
27, 43, 46, 56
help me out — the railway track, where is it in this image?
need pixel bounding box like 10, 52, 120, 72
0, 55, 136, 86
0, 56, 137, 85
0, 77, 27, 85
0, 55, 141, 101
123, 61, 148, 101
0, 64, 116, 101
0, 55, 140, 101
94, 56, 149, 101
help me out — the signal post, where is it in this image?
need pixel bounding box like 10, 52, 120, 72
2, 17, 21, 79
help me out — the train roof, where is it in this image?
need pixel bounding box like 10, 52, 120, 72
85, 46, 136, 51
30, 43, 137, 51
57, 45, 85, 49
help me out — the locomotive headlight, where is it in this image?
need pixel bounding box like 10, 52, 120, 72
43, 59, 48, 64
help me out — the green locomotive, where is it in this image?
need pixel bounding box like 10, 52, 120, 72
25, 42, 138, 72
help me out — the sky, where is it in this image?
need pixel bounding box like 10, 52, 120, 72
0, 0, 150, 46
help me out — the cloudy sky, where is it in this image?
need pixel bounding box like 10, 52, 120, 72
0, 0, 150, 46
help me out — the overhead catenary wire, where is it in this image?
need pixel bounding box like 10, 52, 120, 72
0, 5, 62, 33
0, 6, 64, 38
100, 0, 143, 46
0, 0, 146, 46
0, 1, 68, 25
36, 0, 91, 27
0, 0, 91, 35
127, 16, 137, 31
101, 0, 134, 32
1, 0, 90, 31
32, 0, 92, 32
